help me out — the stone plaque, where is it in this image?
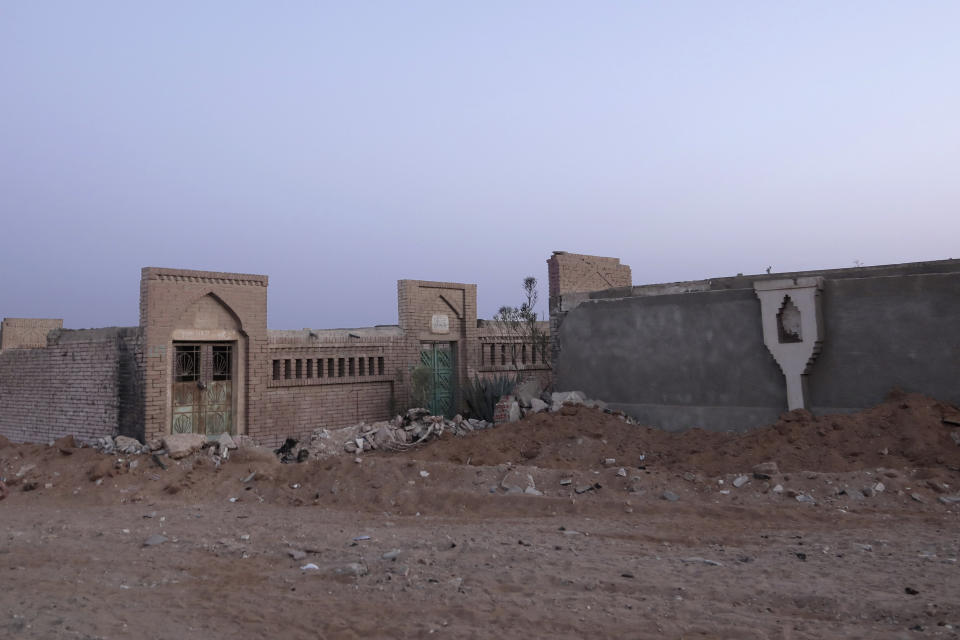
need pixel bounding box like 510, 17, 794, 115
431, 314, 450, 334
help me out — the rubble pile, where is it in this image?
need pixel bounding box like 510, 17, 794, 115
295, 407, 494, 460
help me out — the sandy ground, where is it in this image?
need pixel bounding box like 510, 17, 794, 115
2, 393, 960, 639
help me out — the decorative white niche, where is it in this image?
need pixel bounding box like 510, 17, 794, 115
754, 277, 824, 411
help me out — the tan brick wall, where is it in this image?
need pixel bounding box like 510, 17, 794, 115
0, 318, 63, 350
139, 267, 268, 444
0, 328, 141, 443
547, 252, 631, 310
398, 280, 478, 412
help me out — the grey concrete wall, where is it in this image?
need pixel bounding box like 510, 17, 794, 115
555, 289, 786, 431
808, 273, 960, 414
554, 266, 960, 432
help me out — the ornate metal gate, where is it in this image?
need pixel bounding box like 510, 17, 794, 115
172, 343, 233, 436
419, 342, 455, 417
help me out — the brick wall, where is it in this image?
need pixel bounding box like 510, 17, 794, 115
398, 280, 479, 413
547, 252, 631, 363
546, 252, 632, 311
0, 317, 63, 350
0, 327, 141, 443
139, 267, 268, 443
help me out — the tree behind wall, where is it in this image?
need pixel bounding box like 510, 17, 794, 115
492, 276, 550, 379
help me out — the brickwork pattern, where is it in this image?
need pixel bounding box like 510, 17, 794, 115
140, 267, 269, 444
547, 252, 631, 366
0, 328, 140, 443
546, 252, 631, 311
0, 318, 63, 350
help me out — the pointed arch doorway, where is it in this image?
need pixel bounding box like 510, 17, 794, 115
167, 293, 247, 437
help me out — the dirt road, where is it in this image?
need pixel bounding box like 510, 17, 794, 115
2, 394, 959, 639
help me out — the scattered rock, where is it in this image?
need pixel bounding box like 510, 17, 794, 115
115, 435, 146, 454
218, 433, 238, 450
910, 493, 925, 503
515, 379, 542, 408
938, 495, 960, 505
617, 468, 627, 477
143, 535, 168, 547
163, 433, 207, 459
529, 398, 549, 413
795, 494, 816, 504
732, 475, 749, 488
772, 484, 784, 494
681, 557, 723, 567
332, 562, 368, 577
752, 461, 779, 479
559, 478, 572, 486
382, 549, 403, 561
661, 491, 679, 502
301, 563, 319, 571
288, 549, 307, 560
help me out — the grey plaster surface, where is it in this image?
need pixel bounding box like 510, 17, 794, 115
555, 265, 960, 432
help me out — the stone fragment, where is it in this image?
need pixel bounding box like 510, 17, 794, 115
772, 484, 784, 494
163, 433, 207, 459
752, 461, 779, 479
288, 549, 307, 560
795, 494, 816, 504
681, 557, 723, 567
574, 485, 594, 495
300, 563, 319, 571
529, 398, 548, 413
910, 493, 925, 503
143, 534, 168, 547
603, 458, 616, 466
332, 562, 368, 577
115, 435, 145, 454
661, 491, 679, 502
218, 433, 238, 450
938, 495, 960, 505
732, 475, 749, 488
617, 468, 627, 477
382, 549, 403, 561
559, 478, 572, 486
515, 379, 542, 408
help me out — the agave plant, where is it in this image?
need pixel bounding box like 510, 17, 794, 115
462, 374, 517, 422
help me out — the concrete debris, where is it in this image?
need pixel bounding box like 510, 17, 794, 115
163, 434, 207, 459
114, 436, 149, 455
288, 411, 495, 461
515, 379, 542, 408
681, 557, 723, 567
143, 534, 168, 547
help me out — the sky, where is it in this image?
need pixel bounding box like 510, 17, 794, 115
2, 1, 958, 329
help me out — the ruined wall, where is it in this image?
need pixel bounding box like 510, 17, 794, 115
0, 327, 142, 443
553, 259, 960, 432
0, 318, 63, 350
547, 252, 631, 309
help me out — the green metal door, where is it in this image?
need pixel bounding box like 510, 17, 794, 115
420, 342, 455, 417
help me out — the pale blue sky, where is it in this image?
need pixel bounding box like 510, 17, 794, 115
2, 2, 958, 329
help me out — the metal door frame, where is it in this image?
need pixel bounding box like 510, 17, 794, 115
419, 341, 457, 417
171, 340, 236, 437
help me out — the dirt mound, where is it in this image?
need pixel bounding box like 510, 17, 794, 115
403, 392, 960, 475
